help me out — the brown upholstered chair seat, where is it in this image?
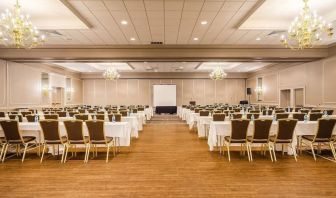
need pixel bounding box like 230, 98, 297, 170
224, 136, 246, 143
90, 137, 113, 144
45, 136, 67, 144
6, 136, 36, 144
302, 135, 332, 142
269, 135, 291, 143
246, 136, 268, 143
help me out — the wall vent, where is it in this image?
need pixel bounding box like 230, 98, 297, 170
150, 41, 163, 45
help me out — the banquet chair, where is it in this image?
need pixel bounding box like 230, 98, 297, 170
300, 119, 336, 161
0, 112, 5, 118
86, 121, 114, 162
275, 113, 289, 121
69, 112, 79, 117
39, 120, 68, 163
300, 109, 310, 114
9, 111, 19, 115
132, 109, 138, 113
200, 110, 210, 117
119, 111, 128, 117
26, 115, 39, 122
262, 110, 273, 116
233, 108, 241, 113
78, 109, 86, 114
223, 110, 230, 116
44, 114, 59, 120
250, 110, 260, 114
21, 111, 31, 117
325, 110, 334, 115
292, 113, 306, 121
88, 109, 96, 114
194, 108, 202, 113
222, 119, 250, 162
213, 110, 222, 114
294, 107, 302, 112
247, 113, 260, 120
108, 114, 122, 122
309, 113, 323, 121
311, 110, 321, 113
9, 115, 23, 122
269, 119, 298, 162
0, 120, 38, 163
232, 114, 243, 119
75, 114, 89, 121
285, 108, 293, 113
213, 114, 225, 121
63, 120, 89, 163
247, 119, 273, 162
138, 107, 145, 111
275, 110, 285, 114
95, 114, 105, 121
56, 111, 67, 117
97, 111, 105, 115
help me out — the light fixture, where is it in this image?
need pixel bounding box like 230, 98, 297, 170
201, 21, 208, 25
0, 0, 46, 48
121, 20, 128, 25
130, 37, 136, 41
193, 37, 199, 41
280, 0, 333, 50
209, 66, 227, 80
103, 67, 120, 80
256, 37, 261, 41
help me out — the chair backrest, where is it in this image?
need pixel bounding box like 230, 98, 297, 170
97, 111, 105, 115
39, 120, 61, 142
230, 119, 250, 140
252, 119, 273, 140
275, 110, 285, 114
108, 114, 122, 122
64, 120, 84, 142
311, 109, 321, 113
250, 110, 260, 114
232, 114, 243, 119
86, 121, 106, 141
69, 112, 79, 117
300, 109, 310, 114
277, 119, 297, 140
95, 114, 105, 121
194, 108, 202, 113
78, 109, 86, 114
213, 113, 225, 121
88, 109, 96, 114
21, 111, 31, 117
309, 113, 323, 121
138, 107, 145, 111
75, 114, 89, 121
315, 119, 336, 139
223, 110, 230, 116
213, 110, 222, 114
247, 113, 260, 120
199, 110, 209, 116
56, 111, 67, 117
26, 115, 39, 122
275, 113, 289, 121
292, 113, 305, 121
44, 114, 59, 120
120, 111, 128, 117
262, 110, 273, 116
325, 110, 334, 115
9, 115, 23, 122
132, 109, 138, 113
0, 112, 5, 117
10, 111, 19, 115
0, 120, 22, 142
294, 107, 301, 112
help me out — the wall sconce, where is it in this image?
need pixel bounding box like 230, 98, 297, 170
42, 86, 52, 96
255, 86, 263, 101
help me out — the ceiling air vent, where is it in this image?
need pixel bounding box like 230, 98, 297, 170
150, 41, 163, 45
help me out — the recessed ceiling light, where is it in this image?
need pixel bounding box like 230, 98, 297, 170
256, 37, 261, 41
144, 61, 148, 64
130, 37, 136, 41
121, 20, 128, 25
201, 21, 208, 25
193, 37, 199, 41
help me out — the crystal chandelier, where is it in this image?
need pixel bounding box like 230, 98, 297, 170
0, 0, 46, 48
209, 66, 227, 80
280, 0, 333, 50
103, 67, 120, 80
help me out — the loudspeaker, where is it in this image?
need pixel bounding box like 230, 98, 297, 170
246, 88, 252, 95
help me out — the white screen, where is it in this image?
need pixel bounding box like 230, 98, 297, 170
153, 85, 177, 106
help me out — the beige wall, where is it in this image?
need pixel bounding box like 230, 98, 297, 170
247, 55, 336, 108
0, 60, 83, 110
82, 79, 246, 106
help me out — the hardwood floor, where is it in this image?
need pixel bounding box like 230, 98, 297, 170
1, 116, 336, 197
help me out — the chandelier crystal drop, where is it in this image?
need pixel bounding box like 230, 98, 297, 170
0, 0, 46, 48
280, 0, 333, 50
103, 67, 121, 80
209, 66, 227, 80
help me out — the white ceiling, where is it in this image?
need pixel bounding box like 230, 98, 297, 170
52, 61, 273, 73
0, 0, 335, 46
0, 0, 88, 29
240, 0, 336, 30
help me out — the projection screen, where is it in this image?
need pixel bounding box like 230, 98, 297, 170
153, 85, 177, 106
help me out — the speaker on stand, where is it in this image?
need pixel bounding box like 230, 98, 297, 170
246, 88, 252, 104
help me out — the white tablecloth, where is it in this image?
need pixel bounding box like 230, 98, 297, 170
207, 121, 336, 153
0, 122, 132, 146
144, 107, 153, 120
131, 112, 146, 125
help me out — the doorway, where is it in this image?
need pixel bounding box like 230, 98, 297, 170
51, 87, 64, 107
280, 89, 291, 107
294, 88, 304, 107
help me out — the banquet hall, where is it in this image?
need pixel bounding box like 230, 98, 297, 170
1, 0, 336, 197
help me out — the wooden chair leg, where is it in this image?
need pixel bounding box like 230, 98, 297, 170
268, 143, 274, 162
246, 144, 251, 162
2, 144, 8, 162
272, 144, 277, 162
329, 142, 336, 161
106, 145, 110, 163
310, 142, 316, 161
227, 143, 231, 162
21, 143, 28, 163
40, 144, 46, 163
